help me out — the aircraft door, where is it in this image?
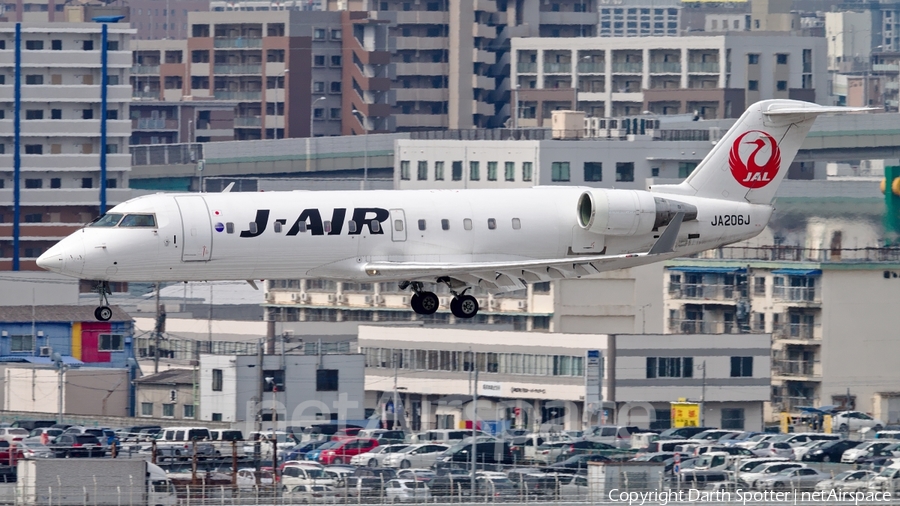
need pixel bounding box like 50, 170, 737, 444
174, 195, 213, 261
389, 209, 407, 242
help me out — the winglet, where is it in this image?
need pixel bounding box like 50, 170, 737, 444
223, 182, 235, 193
648, 212, 684, 255
246, 280, 258, 290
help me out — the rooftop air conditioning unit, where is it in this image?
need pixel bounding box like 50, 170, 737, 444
39, 346, 52, 357
299, 293, 309, 303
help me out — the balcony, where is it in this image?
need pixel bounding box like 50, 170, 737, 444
132, 90, 160, 100
131, 65, 160, 75
517, 62, 537, 74
213, 90, 261, 101
873, 64, 900, 73
773, 359, 821, 379
688, 62, 720, 73
611, 62, 642, 73
234, 116, 262, 127
650, 62, 681, 74
772, 286, 820, 304
133, 118, 178, 130
213, 64, 262, 75
543, 62, 571, 74
667, 318, 750, 335
773, 322, 821, 341
577, 62, 605, 74
213, 38, 263, 49
668, 283, 746, 302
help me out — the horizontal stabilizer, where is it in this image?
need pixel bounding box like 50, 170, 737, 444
647, 212, 684, 255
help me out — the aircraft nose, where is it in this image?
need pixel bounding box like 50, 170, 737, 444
37, 232, 84, 276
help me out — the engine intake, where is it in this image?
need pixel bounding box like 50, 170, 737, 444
577, 190, 697, 236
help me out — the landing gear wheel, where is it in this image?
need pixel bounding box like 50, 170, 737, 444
410, 293, 424, 314
417, 292, 439, 315
453, 295, 479, 318
95, 306, 113, 321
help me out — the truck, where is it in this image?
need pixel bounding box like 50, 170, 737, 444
14, 459, 176, 506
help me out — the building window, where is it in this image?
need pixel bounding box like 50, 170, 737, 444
81, 178, 92, 189
331, 55, 342, 67
730, 356, 753, 377
646, 357, 693, 378
191, 50, 209, 63
584, 162, 602, 182
329, 82, 341, 93
748, 54, 759, 65
313, 81, 325, 93
487, 161, 498, 181
313, 55, 325, 67
211, 369, 223, 391
776, 54, 788, 65
25, 40, 43, 50
211, 413, 222, 422
522, 162, 533, 181
183, 404, 195, 419
434, 161, 445, 180
313, 108, 324, 119
331, 29, 342, 40
748, 80, 759, 91
753, 276, 765, 295
10, 335, 32, 352
400, 160, 410, 180
99, 334, 123, 351
25, 110, 43, 120
313, 28, 326, 40
141, 403, 153, 417
776, 80, 787, 91
417, 161, 428, 181
262, 369, 285, 392
469, 161, 480, 181
504, 162, 515, 181
678, 162, 697, 178
25, 179, 42, 189
50, 178, 61, 189
721, 408, 745, 430
615, 162, 634, 182
451, 161, 463, 181
316, 369, 338, 391
551, 162, 570, 182
162, 403, 175, 417
24, 75, 43, 85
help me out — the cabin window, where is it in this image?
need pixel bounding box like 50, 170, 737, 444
348, 220, 358, 233
418, 219, 426, 231
371, 220, 381, 233
274, 222, 283, 233
324, 221, 332, 233
91, 213, 123, 227
248, 223, 258, 235
226, 222, 234, 234
394, 219, 404, 232
487, 218, 496, 230
463, 219, 472, 231
441, 219, 450, 230
512, 218, 521, 230
297, 221, 308, 233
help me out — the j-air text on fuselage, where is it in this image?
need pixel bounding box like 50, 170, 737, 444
37, 100, 873, 321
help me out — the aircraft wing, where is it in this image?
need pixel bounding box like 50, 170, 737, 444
364, 212, 685, 291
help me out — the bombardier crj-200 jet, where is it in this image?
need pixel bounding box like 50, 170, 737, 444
38, 100, 869, 321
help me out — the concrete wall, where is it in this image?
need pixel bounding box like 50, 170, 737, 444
0, 273, 79, 306
3, 367, 129, 417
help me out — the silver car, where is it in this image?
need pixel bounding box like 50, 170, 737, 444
756, 468, 824, 491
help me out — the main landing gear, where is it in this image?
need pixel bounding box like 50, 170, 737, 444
399, 280, 479, 319
93, 281, 113, 321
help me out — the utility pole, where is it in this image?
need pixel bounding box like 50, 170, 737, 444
154, 283, 161, 373
470, 366, 478, 495
393, 352, 399, 430
700, 360, 707, 427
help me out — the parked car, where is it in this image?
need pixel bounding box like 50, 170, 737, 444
737, 462, 805, 488
474, 472, 518, 498
751, 441, 794, 458
396, 469, 435, 483
842, 441, 895, 464
733, 458, 789, 482
802, 439, 861, 462
285, 484, 338, 503
331, 428, 363, 441
51, 434, 104, 458
689, 430, 740, 442
815, 470, 876, 493
533, 441, 574, 465
657, 427, 715, 440
584, 425, 640, 449
18, 442, 53, 459
382, 444, 449, 469
210, 429, 243, 441
547, 454, 610, 473
318, 438, 378, 465
436, 441, 513, 471
756, 467, 824, 491
345, 467, 397, 497
734, 434, 777, 449
384, 479, 431, 503
10, 420, 56, 431
556, 440, 620, 460
236, 469, 274, 490
0, 428, 29, 443
350, 444, 409, 467
26, 427, 63, 444
307, 441, 340, 462
833, 411, 884, 433
791, 440, 828, 461
281, 463, 335, 491
358, 429, 406, 445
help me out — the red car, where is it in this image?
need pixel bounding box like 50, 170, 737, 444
318, 438, 378, 465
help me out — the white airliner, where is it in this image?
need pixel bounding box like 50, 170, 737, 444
38, 100, 868, 321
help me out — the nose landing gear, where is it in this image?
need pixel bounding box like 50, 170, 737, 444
93, 281, 113, 321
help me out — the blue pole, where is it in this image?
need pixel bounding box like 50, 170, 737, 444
99, 24, 108, 214
12, 23, 21, 271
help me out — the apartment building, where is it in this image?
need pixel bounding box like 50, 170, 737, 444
511, 33, 825, 124
662, 245, 900, 422
0, 1, 128, 23
596, 2, 680, 38
129, 10, 392, 141
130, 0, 210, 40
0, 22, 134, 271
359, 326, 771, 431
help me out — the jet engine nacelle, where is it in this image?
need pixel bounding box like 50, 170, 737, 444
577, 189, 697, 236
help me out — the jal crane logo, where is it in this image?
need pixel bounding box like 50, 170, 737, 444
729, 130, 782, 189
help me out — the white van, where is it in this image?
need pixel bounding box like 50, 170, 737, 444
875, 431, 900, 441
151, 427, 217, 459
280, 463, 335, 492
413, 429, 491, 444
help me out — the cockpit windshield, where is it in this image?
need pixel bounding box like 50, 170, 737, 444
119, 214, 157, 227
91, 213, 123, 227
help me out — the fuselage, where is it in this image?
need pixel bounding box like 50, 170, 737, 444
37, 187, 772, 284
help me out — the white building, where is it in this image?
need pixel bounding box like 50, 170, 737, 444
199, 353, 365, 430
597, 2, 681, 38
511, 33, 825, 123
0, 22, 134, 269
358, 325, 771, 432
825, 11, 873, 73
